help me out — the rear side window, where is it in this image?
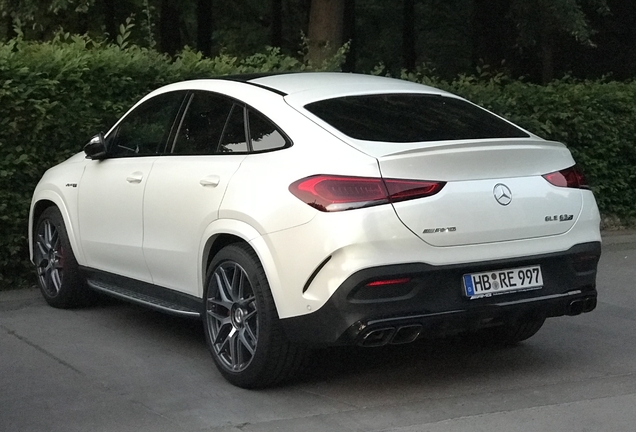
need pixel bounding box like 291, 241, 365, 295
248, 111, 289, 152
170, 90, 290, 155
219, 105, 249, 153
304, 94, 529, 143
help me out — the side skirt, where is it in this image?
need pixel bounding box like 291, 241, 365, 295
80, 267, 203, 319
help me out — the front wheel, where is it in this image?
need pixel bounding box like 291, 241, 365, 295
203, 243, 306, 388
33, 207, 93, 308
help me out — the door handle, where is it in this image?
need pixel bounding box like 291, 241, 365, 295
126, 172, 144, 183
200, 175, 221, 187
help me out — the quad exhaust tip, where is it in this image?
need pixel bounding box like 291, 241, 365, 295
359, 296, 597, 346
567, 296, 597, 316
358, 325, 423, 347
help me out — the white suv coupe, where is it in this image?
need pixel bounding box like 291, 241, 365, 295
29, 73, 601, 388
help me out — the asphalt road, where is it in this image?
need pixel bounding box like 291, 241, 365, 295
1, 232, 635, 432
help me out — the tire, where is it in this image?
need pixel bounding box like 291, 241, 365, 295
203, 243, 306, 388
33, 207, 93, 308
469, 313, 546, 347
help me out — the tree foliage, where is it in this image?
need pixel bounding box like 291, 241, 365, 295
0, 2, 635, 291
0, 31, 348, 289
510, 0, 610, 82
1, 0, 634, 81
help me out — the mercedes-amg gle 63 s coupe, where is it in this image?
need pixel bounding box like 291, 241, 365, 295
30, 73, 601, 388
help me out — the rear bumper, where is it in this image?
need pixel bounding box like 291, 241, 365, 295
280, 241, 601, 346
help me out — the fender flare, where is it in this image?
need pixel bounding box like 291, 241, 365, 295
198, 219, 288, 315
29, 188, 85, 265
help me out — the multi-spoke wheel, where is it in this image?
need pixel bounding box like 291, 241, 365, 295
207, 260, 258, 372
203, 244, 306, 388
34, 207, 91, 308
35, 216, 64, 297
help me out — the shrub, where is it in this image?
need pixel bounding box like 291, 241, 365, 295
445, 76, 636, 221
1, 37, 634, 290
0, 35, 341, 289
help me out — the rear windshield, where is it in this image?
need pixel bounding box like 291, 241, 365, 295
304, 94, 529, 143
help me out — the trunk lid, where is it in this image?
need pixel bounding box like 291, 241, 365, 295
376, 139, 582, 247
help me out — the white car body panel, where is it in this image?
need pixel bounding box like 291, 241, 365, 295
143, 155, 246, 294
252, 72, 448, 101
374, 139, 574, 181
29, 73, 601, 325
260, 188, 601, 319
29, 152, 87, 260
391, 177, 583, 247
78, 157, 157, 283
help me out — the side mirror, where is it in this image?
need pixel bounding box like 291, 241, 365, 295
84, 133, 107, 160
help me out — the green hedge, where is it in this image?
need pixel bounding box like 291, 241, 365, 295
446, 76, 636, 221
1, 37, 635, 289
398, 70, 636, 223
0, 35, 343, 289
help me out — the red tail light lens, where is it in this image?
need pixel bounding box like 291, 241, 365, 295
542, 166, 589, 189
289, 175, 445, 212
384, 179, 445, 201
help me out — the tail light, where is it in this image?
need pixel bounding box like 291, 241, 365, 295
289, 175, 445, 212
542, 166, 589, 189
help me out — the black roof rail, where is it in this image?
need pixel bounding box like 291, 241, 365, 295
214, 72, 292, 96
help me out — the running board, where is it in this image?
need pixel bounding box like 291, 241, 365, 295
87, 279, 201, 318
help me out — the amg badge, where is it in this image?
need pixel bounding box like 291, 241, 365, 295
423, 227, 457, 234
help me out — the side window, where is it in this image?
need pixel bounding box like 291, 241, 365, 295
248, 111, 289, 152
171, 92, 234, 155
108, 91, 185, 157
169, 91, 288, 155
218, 104, 248, 153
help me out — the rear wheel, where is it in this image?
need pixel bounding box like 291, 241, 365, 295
34, 207, 92, 308
203, 243, 306, 388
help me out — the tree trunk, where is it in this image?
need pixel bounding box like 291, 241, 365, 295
342, 0, 356, 72
160, 0, 182, 56
471, 0, 511, 68
402, 0, 416, 71
271, 0, 283, 47
197, 0, 213, 56
101, 0, 117, 42
6, 13, 17, 40
307, 0, 345, 66
541, 31, 555, 84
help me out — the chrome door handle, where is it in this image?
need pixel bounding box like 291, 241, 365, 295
200, 175, 221, 187
126, 172, 144, 183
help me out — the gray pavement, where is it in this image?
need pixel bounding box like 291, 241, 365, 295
1, 231, 635, 432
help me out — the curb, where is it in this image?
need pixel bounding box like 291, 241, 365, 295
601, 230, 636, 246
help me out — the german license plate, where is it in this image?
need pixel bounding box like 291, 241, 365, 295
463, 265, 543, 299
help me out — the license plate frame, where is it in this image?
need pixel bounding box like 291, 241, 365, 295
463, 265, 543, 299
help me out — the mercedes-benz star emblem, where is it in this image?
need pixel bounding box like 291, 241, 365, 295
493, 183, 512, 206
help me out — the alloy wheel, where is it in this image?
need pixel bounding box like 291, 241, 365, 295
35, 219, 64, 297
206, 261, 258, 372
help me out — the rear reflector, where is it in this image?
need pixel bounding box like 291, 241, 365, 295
365, 277, 412, 287
289, 175, 445, 212
543, 166, 589, 189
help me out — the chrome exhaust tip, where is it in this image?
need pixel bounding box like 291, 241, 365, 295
391, 325, 423, 344
358, 327, 395, 347
567, 299, 585, 316
583, 297, 597, 313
